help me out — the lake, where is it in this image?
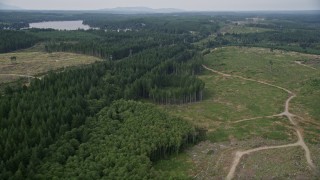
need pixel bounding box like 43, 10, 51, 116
29, 20, 92, 30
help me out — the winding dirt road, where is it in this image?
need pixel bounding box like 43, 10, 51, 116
202, 65, 316, 180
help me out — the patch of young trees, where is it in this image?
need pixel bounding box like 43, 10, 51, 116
34, 100, 204, 179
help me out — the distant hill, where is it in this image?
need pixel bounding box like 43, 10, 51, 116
99, 7, 184, 14
0, 2, 22, 10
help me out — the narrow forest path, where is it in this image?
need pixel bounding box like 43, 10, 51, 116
202, 65, 316, 180
232, 114, 281, 123
294, 61, 317, 70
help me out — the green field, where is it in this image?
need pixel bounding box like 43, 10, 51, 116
158, 46, 320, 178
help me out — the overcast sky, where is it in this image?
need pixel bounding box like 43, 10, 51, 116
1, 0, 320, 11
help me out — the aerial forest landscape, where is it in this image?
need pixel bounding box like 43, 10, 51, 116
0, 0, 320, 179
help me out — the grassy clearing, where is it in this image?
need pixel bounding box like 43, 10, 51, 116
163, 72, 288, 140
202, 47, 320, 142
204, 47, 319, 90
0, 50, 101, 83
201, 47, 320, 176
158, 46, 320, 179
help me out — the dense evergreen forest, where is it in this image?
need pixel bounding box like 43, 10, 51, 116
0, 12, 210, 178
1, 11, 320, 179
0, 43, 206, 178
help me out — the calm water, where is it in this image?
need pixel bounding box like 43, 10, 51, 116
29, 20, 91, 30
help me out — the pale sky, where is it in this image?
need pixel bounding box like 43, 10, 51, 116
1, 0, 320, 11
